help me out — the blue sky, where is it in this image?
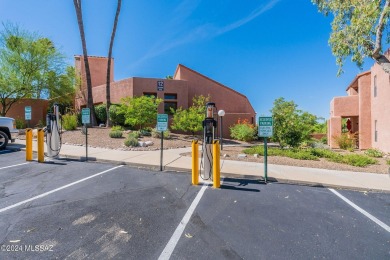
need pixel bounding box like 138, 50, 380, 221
0, 0, 373, 119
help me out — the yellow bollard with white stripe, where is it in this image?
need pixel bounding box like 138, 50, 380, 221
26, 128, 33, 161
37, 128, 44, 163
192, 140, 199, 185
213, 140, 220, 188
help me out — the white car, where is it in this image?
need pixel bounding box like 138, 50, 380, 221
0, 117, 18, 150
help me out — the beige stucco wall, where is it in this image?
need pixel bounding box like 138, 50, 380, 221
371, 63, 390, 153
357, 73, 372, 149
329, 116, 341, 148
330, 96, 359, 117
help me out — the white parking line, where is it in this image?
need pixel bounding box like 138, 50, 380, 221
0, 165, 124, 213
329, 188, 390, 233
0, 162, 29, 170
158, 184, 208, 260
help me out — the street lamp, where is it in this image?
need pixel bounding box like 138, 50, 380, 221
218, 110, 225, 150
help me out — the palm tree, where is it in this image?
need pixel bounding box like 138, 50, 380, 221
106, 0, 122, 127
73, 0, 97, 126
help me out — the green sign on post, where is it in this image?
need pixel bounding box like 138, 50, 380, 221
258, 117, 273, 137
81, 108, 90, 162
25, 106, 32, 121
258, 117, 273, 183
157, 114, 168, 171
157, 114, 168, 132
81, 108, 91, 124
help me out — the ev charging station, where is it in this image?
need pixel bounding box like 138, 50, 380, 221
46, 104, 62, 159
202, 102, 217, 179
192, 102, 221, 188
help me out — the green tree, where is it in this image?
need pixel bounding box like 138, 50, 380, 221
313, 0, 390, 74
120, 96, 162, 129
170, 95, 210, 136
106, 0, 122, 127
271, 97, 318, 148
0, 23, 75, 116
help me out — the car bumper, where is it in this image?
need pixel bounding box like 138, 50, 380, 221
10, 131, 18, 142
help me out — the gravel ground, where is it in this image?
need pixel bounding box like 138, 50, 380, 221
19, 127, 390, 174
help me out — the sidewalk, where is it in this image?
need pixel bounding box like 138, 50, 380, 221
12, 139, 390, 192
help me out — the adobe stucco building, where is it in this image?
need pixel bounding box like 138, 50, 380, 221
329, 51, 390, 153
75, 56, 256, 138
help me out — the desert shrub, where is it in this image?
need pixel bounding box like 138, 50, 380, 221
387, 159, 390, 165
271, 97, 318, 148
243, 146, 377, 167
337, 154, 377, 167
333, 133, 356, 150
15, 118, 26, 129
35, 120, 45, 128
76, 112, 82, 126
230, 119, 256, 142
120, 96, 162, 129
128, 131, 140, 139
111, 125, 124, 131
124, 136, 139, 147
152, 128, 171, 139
109, 104, 126, 126
62, 113, 78, 130
109, 130, 123, 138
364, 148, 384, 158
140, 128, 152, 136
94, 104, 107, 124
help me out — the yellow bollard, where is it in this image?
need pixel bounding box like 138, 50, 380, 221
37, 128, 44, 163
192, 140, 199, 185
213, 140, 220, 188
26, 128, 33, 161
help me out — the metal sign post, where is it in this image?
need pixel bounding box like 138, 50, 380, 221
82, 108, 91, 162
157, 114, 168, 171
258, 117, 273, 182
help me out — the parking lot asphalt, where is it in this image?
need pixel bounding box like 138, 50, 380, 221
0, 151, 389, 259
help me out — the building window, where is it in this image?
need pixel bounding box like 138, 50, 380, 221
144, 92, 157, 98
164, 94, 177, 100
374, 75, 377, 97
164, 102, 177, 114
164, 93, 177, 114
375, 120, 378, 142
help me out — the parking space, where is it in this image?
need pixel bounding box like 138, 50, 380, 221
0, 152, 389, 259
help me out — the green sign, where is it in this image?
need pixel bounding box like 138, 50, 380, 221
258, 117, 273, 137
81, 108, 91, 124
25, 106, 32, 120
157, 114, 168, 131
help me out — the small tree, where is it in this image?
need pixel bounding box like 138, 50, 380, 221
312, 0, 390, 74
0, 23, 75, 116
171, 95, 210, 136
271, 97, 318, 148
120, 96, 162, 130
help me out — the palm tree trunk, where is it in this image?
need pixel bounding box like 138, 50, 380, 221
106, 0, 122, 127
73, 0, 97, 126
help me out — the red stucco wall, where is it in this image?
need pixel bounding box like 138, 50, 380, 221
1, 99, 49, 127
75, 58, 256, 139
75, 55, 114, 90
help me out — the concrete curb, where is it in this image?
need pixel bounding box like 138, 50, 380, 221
18, 148, 390, 193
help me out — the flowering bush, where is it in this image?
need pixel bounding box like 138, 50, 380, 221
229, 119, 256, 142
